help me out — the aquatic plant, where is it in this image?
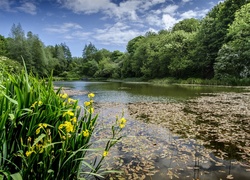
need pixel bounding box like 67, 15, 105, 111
0, 67, 125, 179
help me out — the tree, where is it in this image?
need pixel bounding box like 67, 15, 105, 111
0, 35, 7, 56
172, 18, 200, 33
193, 0, 248, 78
126, 36, 145, 54
126, 36, 145, 77
82, 42, 97, 60
7, 23, 30, 64
215, 2, 250, 79
31, 36, 48, 76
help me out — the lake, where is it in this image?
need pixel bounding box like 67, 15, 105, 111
53, 81, 244, 103
53, 81, 250, 180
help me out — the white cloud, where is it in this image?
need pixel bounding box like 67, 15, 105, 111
180, 9, 209, 19
57, 0, 112, 14
180, 10, 197, 19
106, 1, 140, 21
146, 14, 163, 27
182, 0, 192, 3
141, 0, 166, 10
45, 23, 83, 33
17, 2, 37, 15
162, 14, 178, 29
162, 4, 179, 15
93, 22, 141, 45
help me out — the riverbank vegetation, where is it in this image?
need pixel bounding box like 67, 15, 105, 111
0, 65, 125, 179
0, 0, 249, 85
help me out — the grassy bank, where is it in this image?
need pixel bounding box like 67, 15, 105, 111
150, 77, 250, 86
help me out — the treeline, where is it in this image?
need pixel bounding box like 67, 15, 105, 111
0, 0, 249, 84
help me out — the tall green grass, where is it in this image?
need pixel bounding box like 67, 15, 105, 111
0, 66, 125, 179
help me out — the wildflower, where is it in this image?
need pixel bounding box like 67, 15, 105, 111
38, 101, 43, 106
25, 150, 34, 157
64, 121, 74, 133
27, 137, 32, 142
82, 130, 89, 137
118, 117, 126, 129
60, 93, 68, 99
103, 150, 108, 157
88, 93, 95, 98
71, 117, 77, 123
63, 110, 74, 117
68, 98, 76, 103
36, 127, 41, 135
39, 123, 48, 128
58, 124, 64, 130
119, 123, 125, 129
36, 123, 48, 135
84, 101, 91, 106
31, 101, 43, 108
59, 121, 74, 133
35, 144, 44, 153
88, 107, 94, 113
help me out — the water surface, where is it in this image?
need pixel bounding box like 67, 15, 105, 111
53, 81, 250, 180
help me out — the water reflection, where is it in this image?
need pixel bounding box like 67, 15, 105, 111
53, 81, 244, 103
53, 81, 250, 179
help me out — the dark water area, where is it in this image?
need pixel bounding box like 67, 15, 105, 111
53, 81, 250, 180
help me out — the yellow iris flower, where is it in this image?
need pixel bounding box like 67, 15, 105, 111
84, 101, 91, 106
118, 117, 126, 129
31, 101, 43, 108
103, 150, 108, 157
63, 110, 74, 117
71, 117, 77, 123
36, 123, 48, 134
82, 130, 89, 137
60, 93, 68, 99
88, 93, 95, 98
58, 121, 74, 133
25, 150, 34, 157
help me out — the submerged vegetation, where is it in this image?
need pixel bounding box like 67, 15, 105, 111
128, 92, 250, 166
0, 67, 126, 179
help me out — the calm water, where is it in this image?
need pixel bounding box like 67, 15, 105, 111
53, 81, 244, 103
53, 81, 250, 180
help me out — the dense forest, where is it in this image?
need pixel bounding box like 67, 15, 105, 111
0, 0, 249, 85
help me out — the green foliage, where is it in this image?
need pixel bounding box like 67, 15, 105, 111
193, 0, 248, 78
215, 2, 250, 79
172, 18, 200, 33
0, 35, 7, 56
0, 56, 23, 74
0, 0, 249, 84
0, 69, 125, 179
82, 42, 98, 59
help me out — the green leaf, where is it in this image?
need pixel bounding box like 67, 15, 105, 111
32, 133, 46, 146
10, 172, 22, 180
3, 94, 18, 105
47, 169, 54, 173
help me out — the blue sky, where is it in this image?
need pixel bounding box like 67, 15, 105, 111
0, 0, 224, 57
